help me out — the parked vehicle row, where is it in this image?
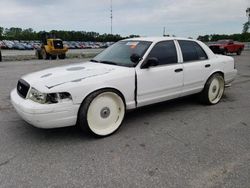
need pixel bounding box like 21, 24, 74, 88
0, 40, 113, 50
0, 40, 40, 50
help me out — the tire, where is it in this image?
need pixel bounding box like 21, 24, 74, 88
41, 48, 50, 60
36, 50, 43, 59
58, 53, 66, 59
77, 89, 126, 137
200, 73, 225, 105
51, 55, 57, 60
0, 50, 2, 62
236, 49, 242, 55
222, 49, 228, 55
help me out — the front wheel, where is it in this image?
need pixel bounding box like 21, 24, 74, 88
222, 49, 228, 55
41, 48, 50, 60
58, 53, 66, 59
78, 90, 125, 137
200, 73, 225, 105
236, 49, 242, 55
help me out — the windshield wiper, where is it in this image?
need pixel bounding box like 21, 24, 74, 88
99, 61, 118, 65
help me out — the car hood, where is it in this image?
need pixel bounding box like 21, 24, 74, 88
22, 62, 121, 91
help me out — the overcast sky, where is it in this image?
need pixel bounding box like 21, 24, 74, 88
0, 0, 250, 38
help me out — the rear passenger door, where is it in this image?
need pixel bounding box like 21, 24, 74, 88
178, 40, 211, 96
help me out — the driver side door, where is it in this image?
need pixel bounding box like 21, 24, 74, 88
136, 40, 183, 107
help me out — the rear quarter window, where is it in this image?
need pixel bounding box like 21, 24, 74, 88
178, 40, 208, 62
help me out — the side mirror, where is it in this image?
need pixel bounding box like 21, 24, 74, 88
141, 57, 159, 69
130, 53, 141, 64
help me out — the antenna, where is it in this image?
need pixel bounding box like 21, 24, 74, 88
110, 0, 113, 35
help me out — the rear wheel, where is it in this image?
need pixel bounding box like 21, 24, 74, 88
200, 73, 225, 105
0, 50, 2, 62
78, 90, 125, 137
222, 49, 228, 55
58, 53, 66, 59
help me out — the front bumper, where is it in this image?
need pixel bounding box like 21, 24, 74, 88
10, 89, 79, 129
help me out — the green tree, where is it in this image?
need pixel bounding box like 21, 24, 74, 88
0, 27, 4, 39
242, 22, 250, 33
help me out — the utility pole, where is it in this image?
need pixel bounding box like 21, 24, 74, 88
163, 26, 169, 37
246, 8, 250, 23
110, 0, 113, 35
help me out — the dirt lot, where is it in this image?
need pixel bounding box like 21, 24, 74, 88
0, 52, 249, 188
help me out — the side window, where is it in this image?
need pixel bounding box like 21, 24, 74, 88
148, 40, 177, 65
178, 40, 208, 62
193, 42, 208, 60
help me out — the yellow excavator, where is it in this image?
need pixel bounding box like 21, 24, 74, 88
36, 33, 68, 60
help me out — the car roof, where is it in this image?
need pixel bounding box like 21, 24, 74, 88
122, 37, 197, 43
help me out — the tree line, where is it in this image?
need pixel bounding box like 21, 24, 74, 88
0, 27, 139, 42
197, 33, 250, 42
1, 26, 250, 43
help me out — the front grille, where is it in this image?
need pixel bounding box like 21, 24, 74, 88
53, 40, 63, 49
17, 79, 30, 98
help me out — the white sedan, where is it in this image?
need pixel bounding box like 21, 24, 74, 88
11, 37, 237, 137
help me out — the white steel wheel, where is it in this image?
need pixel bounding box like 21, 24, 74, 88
200, 73, 225, 105
78, 90, 125, 137
208, 76, 224, 104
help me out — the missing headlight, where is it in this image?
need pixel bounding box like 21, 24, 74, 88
47, 92, 72, 104
47, 93, 59, 103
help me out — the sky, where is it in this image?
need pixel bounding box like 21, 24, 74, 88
0, 0, 250, 38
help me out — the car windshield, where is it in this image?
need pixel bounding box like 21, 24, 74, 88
91, 41, 152, 67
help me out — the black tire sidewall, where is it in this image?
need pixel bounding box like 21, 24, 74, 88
77, 89, 126, 137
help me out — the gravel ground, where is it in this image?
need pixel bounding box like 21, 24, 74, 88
0, 52, 249, 188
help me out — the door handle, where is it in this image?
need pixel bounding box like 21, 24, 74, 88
175, 68, 183, 73
205, 64, 211, 68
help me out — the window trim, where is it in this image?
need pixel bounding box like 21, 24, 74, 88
177, 40, 209, 63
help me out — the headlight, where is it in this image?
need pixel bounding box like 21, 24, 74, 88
28, 87, 72, 104
28, 88, 47, 104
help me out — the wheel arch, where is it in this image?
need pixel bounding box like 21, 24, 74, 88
204, 71, 225, 87
77, 87, 127, 118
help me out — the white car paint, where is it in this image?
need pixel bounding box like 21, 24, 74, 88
11, 37, 237, 129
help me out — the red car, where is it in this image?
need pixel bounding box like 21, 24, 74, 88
209, 40, 244, 55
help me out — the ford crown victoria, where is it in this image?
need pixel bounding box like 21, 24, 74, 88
11, 37, 237, 137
